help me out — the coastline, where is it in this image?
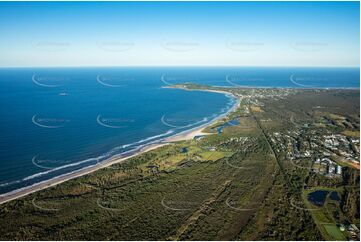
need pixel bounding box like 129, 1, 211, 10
0, 143, 166, 205
163, 87, 240, 142
0, 87, 240, 205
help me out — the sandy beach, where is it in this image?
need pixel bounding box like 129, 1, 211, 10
164, 86, 240, 142
0, 87, 239, 205
0, 143, 166, 205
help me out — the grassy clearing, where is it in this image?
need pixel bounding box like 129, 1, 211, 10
0, 114, 275, 240
342, 130, 360, 138
323, 224, 346, 241
250, 105, 263, 113
301, 186, 354, 240
0, 87, 359, 240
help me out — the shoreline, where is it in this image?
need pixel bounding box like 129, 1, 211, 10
0, 87, 240, 205
163, 87, 240, 142
0, 143, 167, 205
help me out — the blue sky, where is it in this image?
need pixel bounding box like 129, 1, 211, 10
0, 1, 359, 67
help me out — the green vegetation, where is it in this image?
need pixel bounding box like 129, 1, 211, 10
324, 224, 346, 240
0, 86, 359, 240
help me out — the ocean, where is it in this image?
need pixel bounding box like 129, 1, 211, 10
0, 67, 359, 195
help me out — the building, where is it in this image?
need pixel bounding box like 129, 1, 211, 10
337, 165, 342, 175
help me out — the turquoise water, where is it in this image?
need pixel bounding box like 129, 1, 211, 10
0, 67, 359, 195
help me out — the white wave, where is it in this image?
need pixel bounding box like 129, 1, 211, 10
0, 180, 22, 187
161, 115, 208, 129
20, 129, 176, 181
1, 91, 240, 196
0, 164, 98, 198
120, 130, 174, 149
130, 129, 174, 144
289, 74, 317, 88
1, 135, 171, 197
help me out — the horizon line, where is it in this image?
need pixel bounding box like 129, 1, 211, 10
0, 65, 359, 69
